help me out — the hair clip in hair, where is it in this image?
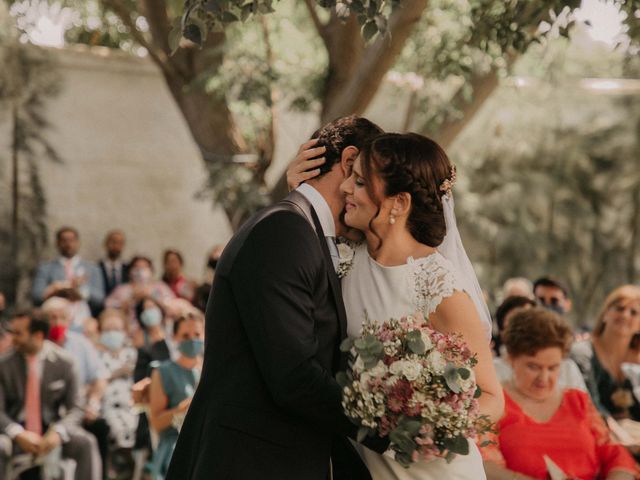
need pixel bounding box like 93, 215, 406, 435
439, 165, 457, 198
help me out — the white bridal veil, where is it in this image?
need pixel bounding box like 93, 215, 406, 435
438, 194, 493, 339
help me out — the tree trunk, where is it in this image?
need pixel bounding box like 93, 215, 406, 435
321, 0, 429, 123
320, 14, 365, 121
435, 69, 501, 149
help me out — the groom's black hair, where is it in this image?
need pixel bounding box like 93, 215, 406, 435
310, 115, 383, 177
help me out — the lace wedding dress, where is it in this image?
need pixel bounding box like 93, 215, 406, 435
341, 244, 487, 480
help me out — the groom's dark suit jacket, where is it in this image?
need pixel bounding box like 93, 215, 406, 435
166, 191, 371, 480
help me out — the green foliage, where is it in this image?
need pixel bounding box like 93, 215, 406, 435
452, 38, 640, 325
181, 0, 403, 46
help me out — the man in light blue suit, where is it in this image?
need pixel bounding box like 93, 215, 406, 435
31, 227, 105, 315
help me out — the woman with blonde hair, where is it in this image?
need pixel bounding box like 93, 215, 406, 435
572, 285, 640, 420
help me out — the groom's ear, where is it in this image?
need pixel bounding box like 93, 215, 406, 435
339, 146, 359, 177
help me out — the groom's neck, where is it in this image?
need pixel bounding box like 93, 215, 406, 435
307, 177, 343, 233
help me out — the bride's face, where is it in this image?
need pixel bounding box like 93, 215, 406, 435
340, 156, 384, 232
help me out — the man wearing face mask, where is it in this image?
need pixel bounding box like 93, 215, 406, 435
41, 296, 111, 479
533, 277, 573, 316
0, 309, 101, 480
148, 313, 204, 479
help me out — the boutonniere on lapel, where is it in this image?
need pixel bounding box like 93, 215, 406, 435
336, 239, 356, 279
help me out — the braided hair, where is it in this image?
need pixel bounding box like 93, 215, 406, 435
360, 133, 453, 248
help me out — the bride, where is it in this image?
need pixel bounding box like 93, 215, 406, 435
289, 132, 503, 479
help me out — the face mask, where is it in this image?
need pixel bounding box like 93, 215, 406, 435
178, 338, 204, 358
48, 325, 67, 344
207, 258, 218, 270
542, 302, 565, 315
131, 268, 152, 283
99, 331, 126, 350
140, 308, 162, 327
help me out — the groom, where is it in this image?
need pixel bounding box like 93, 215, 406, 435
166, 116, 384, 480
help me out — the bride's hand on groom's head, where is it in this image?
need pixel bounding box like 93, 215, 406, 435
287, 138, 326, 191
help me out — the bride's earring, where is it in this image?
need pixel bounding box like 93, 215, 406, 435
389, 209, 397, 225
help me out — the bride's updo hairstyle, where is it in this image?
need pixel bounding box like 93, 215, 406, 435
361, 132, 452, 247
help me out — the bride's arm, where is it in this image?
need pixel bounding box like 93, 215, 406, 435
484, 462, 535, 480
430, 291, 504, 422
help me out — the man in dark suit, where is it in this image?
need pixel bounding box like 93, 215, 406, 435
0, 309, 100, 480
98, 229, 129, 297
166, 116, 384, 480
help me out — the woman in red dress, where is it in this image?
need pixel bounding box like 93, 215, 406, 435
480, 307, 638, 480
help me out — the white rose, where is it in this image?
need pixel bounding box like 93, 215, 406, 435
337, 243, 355, 262
427, 350, 446, 374
389, 360, 405, 376
402, 361, 422, 382
370, 360, 388, 378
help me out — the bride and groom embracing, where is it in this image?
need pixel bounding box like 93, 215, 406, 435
166, 116, 504, 480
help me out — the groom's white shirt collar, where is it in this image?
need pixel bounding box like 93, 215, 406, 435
296, 183, 336, 238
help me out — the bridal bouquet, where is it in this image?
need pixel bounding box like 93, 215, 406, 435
338, 312, 492, 467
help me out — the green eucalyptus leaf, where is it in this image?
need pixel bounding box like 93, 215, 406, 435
474, 385, 483, 399
336, 371, 349, 388
443, 435, 469, 456
444, 363, 462, 394
340, 337, 354, 353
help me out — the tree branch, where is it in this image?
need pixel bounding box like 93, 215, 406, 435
139, 0, 172, 54
102, 0, 181, 79
303, 0, 327, 44
435, 70, 500, 149
321, 0, 428, 123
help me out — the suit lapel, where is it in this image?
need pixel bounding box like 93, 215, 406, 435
282, 192, 348, 339
41, 349, 54, 396
15, 354, 26, 405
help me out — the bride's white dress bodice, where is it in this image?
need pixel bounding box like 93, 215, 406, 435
341, 244, 487, 480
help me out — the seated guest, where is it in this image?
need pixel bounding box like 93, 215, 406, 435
97, 309, 138, 451
493, 296, 536, 357
99, 230, 129, 297
533, 276, 572, 316
501, 277, 534, 301
493, 296, 586, 391
572, 285, 640, 420
31, 226, 105, 315
148, 313, 204, 479
132, 297, 168, 351
52, 287, 92, 333
0, 309, 100, 480
0, 293, 12, 360
481, 307, 638, 480
161, 249, 195, 302
41, 296, 110, 479
105, 255, 175, 332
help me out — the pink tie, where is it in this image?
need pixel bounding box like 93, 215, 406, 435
64, 259, 74, 281
25, 355, 42, 435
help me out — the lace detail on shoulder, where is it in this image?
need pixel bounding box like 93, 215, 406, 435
410, 253, 464, 318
